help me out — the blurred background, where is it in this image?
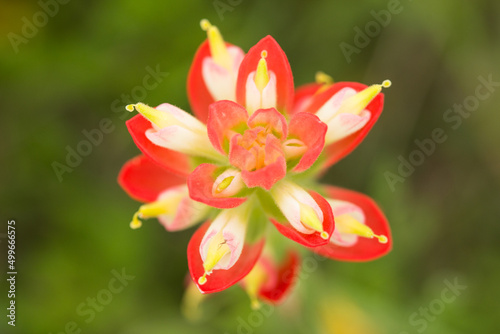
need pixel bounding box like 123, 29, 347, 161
1, 0, 499, 333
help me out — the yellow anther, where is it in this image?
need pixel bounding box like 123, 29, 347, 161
300, 205, 326, 238
125, 103, 177, 128
315, 71, 334, 86
254, 50, 270, 92
199, 229, 231, 285
335, 214, 388, 244
130, 212, 142, 229
200, 19, 232, 70
337, 79, 392, 116
243, 262, 267, 310
129, 199, 173, 230
215, 176, 235, 194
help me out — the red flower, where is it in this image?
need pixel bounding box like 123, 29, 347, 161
118, 20, 392, 308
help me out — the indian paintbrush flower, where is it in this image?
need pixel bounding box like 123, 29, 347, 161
118, 20, 392, 308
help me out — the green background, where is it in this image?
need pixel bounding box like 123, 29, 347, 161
1, 0, 499, 333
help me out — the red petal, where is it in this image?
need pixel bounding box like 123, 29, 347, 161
259, 251, 300, 303
126, 114, 191, 176
247, 107, 288, 140
188, 221, 265, 293
118, 155, 186, 202
236, 36, 294, 114
207, 100, 249, 153
288, 112, 327, 172
187, 163, 247, 209
303, 82, 384, 168
292, 83, 322, 114
271, 191, 335, 247
311, 186, 392, 261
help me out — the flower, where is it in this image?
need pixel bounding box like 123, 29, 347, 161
118, 20, 392, 308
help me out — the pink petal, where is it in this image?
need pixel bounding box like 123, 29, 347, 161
187, 164, 247, 209
207, 100, 249, 153
247, 107, 288, 140
288, 112, 327, 172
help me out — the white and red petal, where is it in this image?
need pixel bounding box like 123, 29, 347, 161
187, 40, 244, 123
288, 112, 327, 172
188, 221, 265, 294
291, 83, 322, 115
244, 71, 278, 114
270, 184, 334, 247
236, 36, 294, 115
207, 100, 249, 153
155, 185, 210, 231
126, 115, 191, 176
188, 164, 247, 209
311, 186, 391, 261
118, 155, 186, 203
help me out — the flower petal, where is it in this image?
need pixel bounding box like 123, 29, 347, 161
270, 190, 335, 247
126, 115, 191, 176
291, 83, 322, 114
258, 251, 300, 303
155, 185, 210, 232
247, 107, 288, 141
288, 112, 327, 172
188, 221, 265, 294
118, 155, 186, 202
187, 40, 244, 123
236, 36, 294, 115
311, 186, 391, 261
207, 100, 249, 153
187, 163, 247, 209
303, 82, 385, 168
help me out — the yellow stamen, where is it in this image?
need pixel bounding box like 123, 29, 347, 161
126, 103, 177, 128
335, 214, 388, 244
243, 262, 267, 310
315, 71, 334, 94
215, 176, 235, 194
337, 79, 392, 116
200, 19, 232, 70
129, 200, 174, 230
300, 205, 329, 239
254, 50, 270, 93
198, 230, 231, 285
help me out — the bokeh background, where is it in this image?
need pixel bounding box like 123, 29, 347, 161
1, 0, 499, 333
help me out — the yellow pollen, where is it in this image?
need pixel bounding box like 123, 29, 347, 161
215, 176, 235, 194
300, 205, 326, 237
254, 50, 270, 92
200, 19, 231, 70
199, 229, 231, 285
336, 214, 388, 244
337, 79, 392, 116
